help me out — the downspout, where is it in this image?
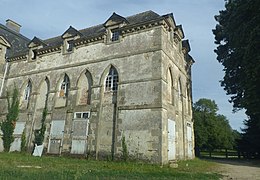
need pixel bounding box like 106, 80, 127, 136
0, 61, 9, 97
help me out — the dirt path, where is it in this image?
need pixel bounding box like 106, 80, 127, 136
212, 159, 260, 180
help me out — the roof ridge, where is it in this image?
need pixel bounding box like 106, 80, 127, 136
78, 23, 104, 33
126, 10, 159, 18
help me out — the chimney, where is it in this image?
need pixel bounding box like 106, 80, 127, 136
6, 19, 21, 33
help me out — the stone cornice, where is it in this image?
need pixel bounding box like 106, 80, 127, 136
7, 18, 172, 63
8, 54, 27, 62
37, 46, 61, 55
74, 34, 104, 47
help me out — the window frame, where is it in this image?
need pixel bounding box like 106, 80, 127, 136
74, 112, 90, 119
24, 81, 32, 100
105, 67, 118, 92
111, 30, 120, 42
66, 40, 73, 52
59, 75, 70, 97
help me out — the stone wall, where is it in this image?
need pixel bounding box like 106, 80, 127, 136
0, 18, 194, 163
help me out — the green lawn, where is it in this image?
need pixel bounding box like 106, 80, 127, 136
0, 153, 221, 180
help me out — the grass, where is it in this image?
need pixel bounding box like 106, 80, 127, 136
0, 152, 221, 180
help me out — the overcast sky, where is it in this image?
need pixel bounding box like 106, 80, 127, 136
0, 0, 247, 131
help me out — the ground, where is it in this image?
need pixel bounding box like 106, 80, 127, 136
213, 159, 260, 180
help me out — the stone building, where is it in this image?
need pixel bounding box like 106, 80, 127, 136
0, 11, 194, 164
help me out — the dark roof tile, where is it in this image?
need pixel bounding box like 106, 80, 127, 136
2, 10, 168, 59
0, 23, 30, 58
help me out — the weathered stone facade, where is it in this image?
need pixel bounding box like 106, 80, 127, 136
0, 11, 194, 164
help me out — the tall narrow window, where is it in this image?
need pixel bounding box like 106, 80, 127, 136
85, 72, 92, 105
24, 80, 32, 109
24, 81, 32, 100
105, 67, 118, 91
178, 79, 181, 98
44, 77, 50, 107
187, 88, 191, 115
59, 74, 70, 97
178, 79, 182, 111
167, 68, 174, 105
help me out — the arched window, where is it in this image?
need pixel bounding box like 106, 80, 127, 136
77, 70, 93, 105
105, 67, 118, 91
59, 74, 70, 97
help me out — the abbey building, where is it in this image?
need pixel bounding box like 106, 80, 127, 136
0, 11, 194, 164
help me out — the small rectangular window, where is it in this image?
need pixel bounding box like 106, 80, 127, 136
111, 31, 119, 41
74, 112, 90, 119
82, 113, 89, 119
76, 113, 82, 119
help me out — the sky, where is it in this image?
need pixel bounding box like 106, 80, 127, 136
0, 0, 247, 131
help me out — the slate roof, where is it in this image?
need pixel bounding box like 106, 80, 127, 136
0, 23, 30, 58
126, 10, 161, 24
43, 11, 162, 48
104, 12, 128, 26
1, 10, 171, 59
29, 36, 46, 47
61, 26, 82, 38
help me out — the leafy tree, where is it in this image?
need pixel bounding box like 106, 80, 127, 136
193, 98, 234, 156
0, 87, 19, 152
213, 0, 260, 157
215, 115, 233, 150
194, 98, 218, 115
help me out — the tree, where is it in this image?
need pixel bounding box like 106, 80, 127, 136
193, 98, 234, 156
216, 115, 234, 150
213, 0, 260, 157
0, 87, 20, 152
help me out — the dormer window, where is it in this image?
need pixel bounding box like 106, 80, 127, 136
28, 37, 46, 61
111, 30, 120, 42
61, 26, 81, 54
104, 12, 128, 44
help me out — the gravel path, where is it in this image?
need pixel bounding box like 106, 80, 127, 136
213, 159, 260, 180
